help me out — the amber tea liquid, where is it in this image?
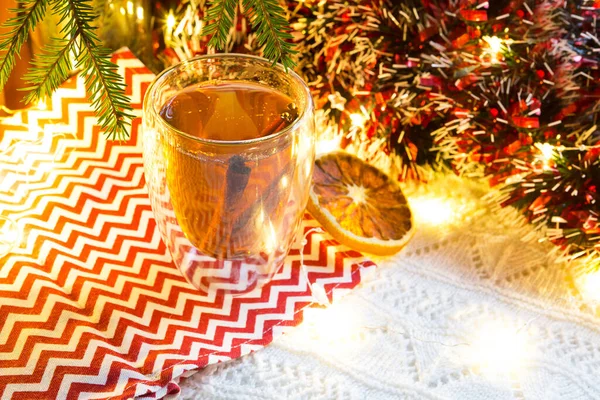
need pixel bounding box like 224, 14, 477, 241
160, 82, 298, 259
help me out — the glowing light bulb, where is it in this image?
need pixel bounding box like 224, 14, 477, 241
482, 36, 507, 63
577, 270, 600, 303
534, 142, 556, 170
126, 0, 133, 14
536, 143, 554, 161
349, 113, 367, 128
296, 302, 362, 353
463, 320, 532, 377
136, 6, 144, 20
166, 12, 176, 31
304, 306, 354, 339
409, 196, 456, 226
484, 36, 503, 53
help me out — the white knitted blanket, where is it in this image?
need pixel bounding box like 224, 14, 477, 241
179, 175, 600, 400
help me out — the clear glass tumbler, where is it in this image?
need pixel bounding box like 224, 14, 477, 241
142, 54, 315, 294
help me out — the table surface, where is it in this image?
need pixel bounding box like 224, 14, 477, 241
179, 174, 600, 400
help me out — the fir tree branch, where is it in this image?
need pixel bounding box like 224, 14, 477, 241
53, 0, 133, 140
243, 0, 296, 69
204, 0, 297, 69
22, 37, 76, 104
0, 0, 49, 90
204, 0, 239, 49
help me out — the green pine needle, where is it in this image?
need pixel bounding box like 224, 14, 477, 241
22, 37, 76, 104
54, 0, 133, 140
204, 0, 297, 69
243, 0, 296, 69
0, 0, 133, 140
0, 0, 49, 90
204, 0, 239, 50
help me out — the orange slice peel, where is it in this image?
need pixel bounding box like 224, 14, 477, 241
307, 151, 414, 256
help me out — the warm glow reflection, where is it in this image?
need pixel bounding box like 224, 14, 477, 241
463, 321, 532, 377
264, 220, 277, 254
409, 196, 456, 226
280, 175, 289, 188
577, 270, 600, 303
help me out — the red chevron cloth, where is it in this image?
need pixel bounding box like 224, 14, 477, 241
0, 49, 377, 399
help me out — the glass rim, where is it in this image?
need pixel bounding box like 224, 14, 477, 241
144, 53, 314, 146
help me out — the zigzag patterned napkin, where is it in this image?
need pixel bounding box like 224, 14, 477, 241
0, 49, 376, 399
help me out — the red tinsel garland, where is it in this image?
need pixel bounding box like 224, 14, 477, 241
157, 0, 600, 266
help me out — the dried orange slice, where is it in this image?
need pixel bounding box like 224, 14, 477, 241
307, 151, 414, 255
